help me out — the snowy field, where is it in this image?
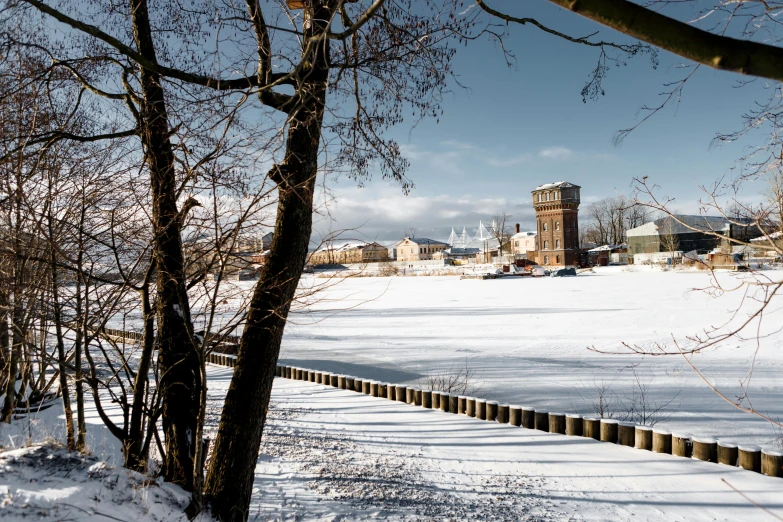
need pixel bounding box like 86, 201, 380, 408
5, 369, 783, 521
280, 266, 783, 447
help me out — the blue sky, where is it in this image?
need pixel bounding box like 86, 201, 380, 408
312, 1, 775, 244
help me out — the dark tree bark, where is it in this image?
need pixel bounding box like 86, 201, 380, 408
203, 4, 330, 519
129, 0, 201, 490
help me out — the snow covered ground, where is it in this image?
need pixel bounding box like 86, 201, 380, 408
227, 372, 783, 521
280, 266, 783, 447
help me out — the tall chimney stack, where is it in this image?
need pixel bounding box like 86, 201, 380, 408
515, 223, 520, 234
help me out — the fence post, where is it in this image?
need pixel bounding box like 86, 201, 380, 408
672, 433, 692, 458
717, 441, 738, 466
497, 404, 510, 424
534, 410, 549, 432
549, 413, 565, 434
422, 390, 432, 408
693, 437, 717, 463
475, 399, 487, 420
738, 445, 761, 472
653, 429, 672, 454
618, 422, 635, 447
565, 414, 582, 436
522, 407, 536, 430
583, 417, 600, 440
762, 449, 783, 477
486, 401, 498, 422
510, 406, 523, 427
466, 398, 476, 417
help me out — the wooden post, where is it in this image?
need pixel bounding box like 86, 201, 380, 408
522, 407, 535, 429
432, 391, 441, 409
458, 396, 467, 415
486, 401, 498, 422
414, 388, 422, 406
303, 370, 311, 381
440, 393, 450, 412
314, 371, 322, 383
738, 444, 761, 472
510, 405, 523, 427
377, 382, 387, 397
762, 449, 783, 477
565, 414, 582, 436
422, 390, 432, 408
672, 433, 692, 458
600, 419, 618, 443
282, 366, 290, 378
466, 398, 476, 417
406, 387, 415, 404
296, 368, 303, 380
583, 417, 600, 440
330, 374, 339, 388
310, 370, 317, 382
717, 441, 738, 466
548, 412, 565, 434
534, 410, 549, 432
362, 380, 371, 394
275, 365, 281, 377
692, 437, 717, 463
319, 372, 328, 385
370, 381, 379, 397
353, 377, 362, 392
476, 399, 487, 420
394, 385, 406, 402
635, 426, 653, 451
618, 422, 635, 447
497, 404, 510, 424
346, 376, 356, 391
653, 429, 672, 454
338, 375, 347, 389
449, 394, 459, 414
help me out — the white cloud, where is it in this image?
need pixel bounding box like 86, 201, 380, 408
311, 187, 537, 243
539, 146, 574, 160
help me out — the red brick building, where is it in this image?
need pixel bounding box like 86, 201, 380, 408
530, 181, 581, 267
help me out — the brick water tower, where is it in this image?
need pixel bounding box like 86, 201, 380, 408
531, 181, 580, 267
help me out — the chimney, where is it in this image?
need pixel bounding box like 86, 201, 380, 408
515, 223, 520, 234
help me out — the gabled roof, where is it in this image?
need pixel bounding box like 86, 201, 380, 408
402, 237, 449, 246
511, 231, 536, 239
626, 215, 743, 237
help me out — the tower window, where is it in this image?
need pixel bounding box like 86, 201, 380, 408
556, 255, 561, 263
556, 221, 560, 231
556, 239, 561, 248
543, 223, 548, 232
544, 255, 549, 264
544, 241, 549, 249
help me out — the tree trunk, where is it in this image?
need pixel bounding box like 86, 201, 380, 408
124, 285, 155, 471
129, 0, 201, 490
48, 210, 75, 450
204, 6, 329, 517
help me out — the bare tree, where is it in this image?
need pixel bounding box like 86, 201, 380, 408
491, 212, 511, 255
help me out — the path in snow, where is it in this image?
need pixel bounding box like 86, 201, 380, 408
206, 368, 783, 521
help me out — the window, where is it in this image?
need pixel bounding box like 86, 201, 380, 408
556, 239, 560, 249
543, 223, 548, 232
515, 240, 519, 247
546, 192, 550, 201
544, 255, 549, 264
555, 221, 560, 231
544, 241, 549, 249
556, 255, 560, 263
411, 248, 414, 253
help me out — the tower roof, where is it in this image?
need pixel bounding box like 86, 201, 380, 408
532, 181, 580, 192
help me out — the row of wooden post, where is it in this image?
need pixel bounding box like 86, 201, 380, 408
207, 358, 783, 478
